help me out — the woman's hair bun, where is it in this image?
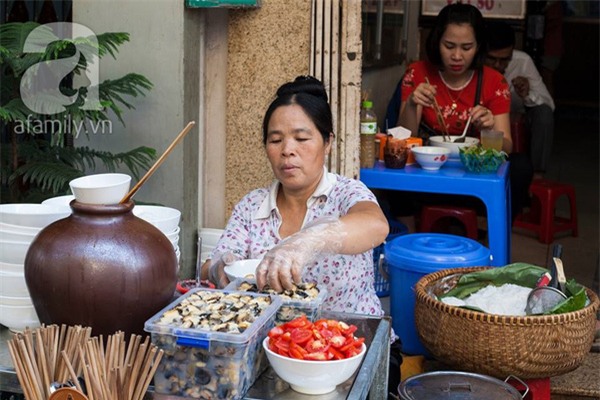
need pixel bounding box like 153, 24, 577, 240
276, 75, 328, 103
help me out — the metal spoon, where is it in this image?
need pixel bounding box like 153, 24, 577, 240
525, 285, 567, 315
453, 115, 472, 143
525, 256, 568, 315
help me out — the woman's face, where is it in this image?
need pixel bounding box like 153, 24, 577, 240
265, 104, 331, 192
439, 23, 478, 76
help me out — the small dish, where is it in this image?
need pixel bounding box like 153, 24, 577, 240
411, 146, 451, 171
224, 259, 261, 282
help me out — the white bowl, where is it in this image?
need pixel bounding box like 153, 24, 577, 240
429, 136, 479, 159
0, 261, 24, 275
165, 227, 181, 241
0, 204, 70, 228
0, 293, 33, 306
0, 229, 38, 243
263, 337, 366, 395
0, 272, 29, 297
224, 259, 261, 282
69, 173, 131, 205
133, 205, 181, 234
0, 222, 42, 235
0, 240, 31, 264
0, 303, 40, 332
169, 236, 179, 248
42, 194, 75, 207
411, 146, 451, 171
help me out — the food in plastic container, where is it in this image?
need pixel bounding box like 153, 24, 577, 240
225, 279, 327, 323
144, 288, 282, 399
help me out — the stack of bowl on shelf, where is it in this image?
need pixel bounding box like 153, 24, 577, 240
0, 203, 70, 332
133, 205, 182, 263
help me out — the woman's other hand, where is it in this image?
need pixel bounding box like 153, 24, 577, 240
470, 105, 495, 131
204, 252, 239, 288
409, 82, 437, 108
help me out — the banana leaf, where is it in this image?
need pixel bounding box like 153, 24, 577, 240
441, 263, 548, 299
439, 264, 590, 315
548, 279, 588, 314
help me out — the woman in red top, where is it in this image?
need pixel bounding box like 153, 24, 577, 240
399, 3, 513, 152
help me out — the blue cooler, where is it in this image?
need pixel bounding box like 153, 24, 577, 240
385, 233, 491, 356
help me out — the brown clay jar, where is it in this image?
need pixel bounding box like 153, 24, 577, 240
24, 200, 178, 337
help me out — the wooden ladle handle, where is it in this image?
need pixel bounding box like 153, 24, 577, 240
120, 121, 196, 204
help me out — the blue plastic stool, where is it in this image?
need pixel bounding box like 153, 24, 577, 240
372, 219, 408, 297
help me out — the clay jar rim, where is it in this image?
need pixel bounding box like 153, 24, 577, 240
69, 200, 134, 215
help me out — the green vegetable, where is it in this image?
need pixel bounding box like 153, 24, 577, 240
441, 263, 548, 299
459, 145, 507, 173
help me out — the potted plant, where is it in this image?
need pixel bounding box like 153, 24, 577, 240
0, 21, 156, 203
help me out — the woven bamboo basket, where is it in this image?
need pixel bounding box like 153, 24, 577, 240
414, 266, 600, 379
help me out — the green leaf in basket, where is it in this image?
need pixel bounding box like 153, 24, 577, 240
440, 263, 548, 299
546, 279, 588, 314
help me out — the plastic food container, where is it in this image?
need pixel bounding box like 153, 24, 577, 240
385, 233, 491, 356
144, 288, 282, 399
225, 279, 327, 323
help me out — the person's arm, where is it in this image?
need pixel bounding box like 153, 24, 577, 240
399, 82, 436, 137
512, 52, 555, 110
256, 200, 389, 292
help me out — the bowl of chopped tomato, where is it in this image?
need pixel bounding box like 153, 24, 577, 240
263, 315, 367, 395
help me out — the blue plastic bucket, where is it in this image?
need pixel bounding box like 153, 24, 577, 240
372, 219, 409, 297
385, 233, 491, 356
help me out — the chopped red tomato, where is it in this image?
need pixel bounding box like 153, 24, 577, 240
290, 328, 312, 345
329, 335, 346, 349
268, 326, 284, 339
266, 316, 365, 361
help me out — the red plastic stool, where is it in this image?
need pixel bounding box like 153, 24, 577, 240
511, 113, 529, 154
514, 179, 578, 244
419, 205, 478, 240
508, 377, 551, 400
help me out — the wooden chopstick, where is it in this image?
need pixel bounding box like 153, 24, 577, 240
425, 77, 451, 141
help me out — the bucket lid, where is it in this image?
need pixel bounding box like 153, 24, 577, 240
385, 233, 490, 273
398, 371, 523, 400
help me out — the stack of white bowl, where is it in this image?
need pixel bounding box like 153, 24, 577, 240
0, 203, 70, 332
199, 228, 225, 263
133, 206, 182, 263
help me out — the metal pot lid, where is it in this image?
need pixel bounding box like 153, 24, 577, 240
398, 371, 523, 400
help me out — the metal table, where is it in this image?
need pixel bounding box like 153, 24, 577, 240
0, 313, 391, 400
360, 162, 511, 266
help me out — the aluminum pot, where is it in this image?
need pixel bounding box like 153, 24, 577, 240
398, 371, 528, 400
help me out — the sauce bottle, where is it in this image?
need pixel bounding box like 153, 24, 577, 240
360, 100, 377, 168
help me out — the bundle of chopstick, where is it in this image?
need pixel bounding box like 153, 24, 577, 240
8, 325, 163, 400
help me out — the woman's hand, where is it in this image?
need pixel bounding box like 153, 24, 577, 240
470, 105, 495, 131
408, 82, 437, 108
205, 252, 240, 288
256, 218, 345, 292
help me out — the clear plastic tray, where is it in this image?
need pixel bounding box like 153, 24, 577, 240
144, 288, 282, 399
225, 279, 327, 323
